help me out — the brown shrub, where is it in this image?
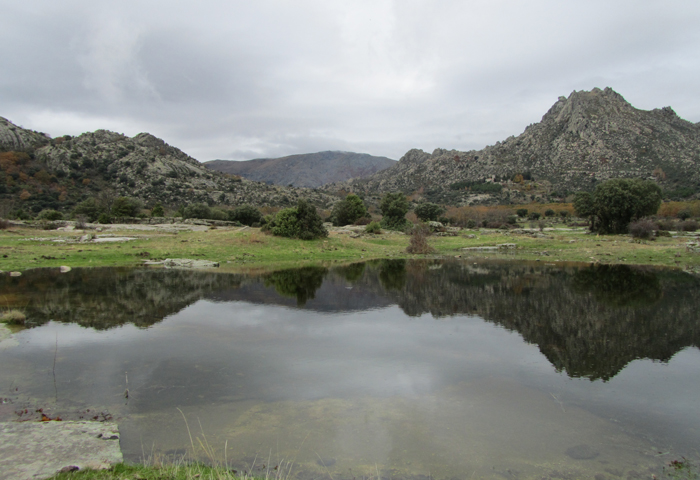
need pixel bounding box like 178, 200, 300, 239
406, 223, 434, 255
629, 219, 656, 240
680, 219, 699, 232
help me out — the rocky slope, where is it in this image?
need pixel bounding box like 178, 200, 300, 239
0, 118, 338, 213
205, 151, 396, 188
332, 88, 700, 205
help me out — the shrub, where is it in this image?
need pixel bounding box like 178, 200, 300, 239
111, 197, 142, 218
529, 212, 541, 220
466, 219, 477, 229
36, 209, 63, 221
72, 198, 103, 222
559, 210, 570, 219
380, 192, 409, 230
677, 209, 692, 220
406, 223, 434, 254
182, 203, 212, 219
330, 194, 367, 226
414, 202, 445, 222
269, 200, 327, 240
681, 219, 699, 232
228, 204, 263, 226
506, 215, 518, 225
97, 213, 112, 224
516, 208, 528, 218
0, 310, 26, 325
151, 203, 165, 217
365, 221, 382, 234
353, 216, 372, 226
629, 219, 656, 240
657, 218, 676, 231
0, 219, 8, 230
544, 209, 555, 217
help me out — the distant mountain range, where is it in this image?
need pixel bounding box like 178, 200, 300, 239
331, 87, 700, 204
205, 151, 396, 188
2, 86, 699, 216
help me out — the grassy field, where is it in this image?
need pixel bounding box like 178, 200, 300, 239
1, 221, 699, 274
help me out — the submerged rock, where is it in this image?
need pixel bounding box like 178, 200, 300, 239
144, 258, 220, 268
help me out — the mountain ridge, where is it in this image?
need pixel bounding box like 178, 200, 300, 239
205, 151, 396, 188
329, 87, 700, 204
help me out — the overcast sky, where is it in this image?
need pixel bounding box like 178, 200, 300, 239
1, 1, 699, 162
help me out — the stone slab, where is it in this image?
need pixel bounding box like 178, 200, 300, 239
0, 421, 122, 480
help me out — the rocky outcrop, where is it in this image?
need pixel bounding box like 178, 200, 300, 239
205, 151, 396, 188
333, 88, 700, 204
0, 119, 338, 210
0, 117, 50, 151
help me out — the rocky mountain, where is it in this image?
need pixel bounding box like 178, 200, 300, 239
332, 88, 700, 205
205, 151, 396, 188
0, 117, 338, 215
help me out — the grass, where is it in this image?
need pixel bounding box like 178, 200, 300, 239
0, 221, 699, 274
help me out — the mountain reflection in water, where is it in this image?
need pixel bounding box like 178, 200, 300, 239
2, 260, 698, 382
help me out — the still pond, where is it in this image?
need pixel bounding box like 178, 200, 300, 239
1, 259, 699, 479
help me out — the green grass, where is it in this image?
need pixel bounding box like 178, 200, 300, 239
1, 224, 699, 274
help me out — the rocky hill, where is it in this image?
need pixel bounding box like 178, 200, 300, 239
332, 88, 700, 205
0, 117, 337, 215
205, 151, 396, 188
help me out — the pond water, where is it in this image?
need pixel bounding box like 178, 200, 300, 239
1, 260, 700, 479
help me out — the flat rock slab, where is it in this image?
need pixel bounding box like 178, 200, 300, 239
0, 421, 122, 480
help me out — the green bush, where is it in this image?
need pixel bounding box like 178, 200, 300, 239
466, 219, 477, 229
529, 212, 541, 220
414, 202, 445, 222
36, 209, 63, 221
97, 213, 112, 224
516, 208, 528, 218
111, 197, 142, 218
228, 204, 263, 226
72, 198, 103, 222
677, 209, 692, 220
544, 209, 555, 217
380, 192, 409, 230
269, 200, 327, 240
365, 221, 382, 234
182, 203, 212, 220
151, 203, 165, 217
330, 194, 367, 226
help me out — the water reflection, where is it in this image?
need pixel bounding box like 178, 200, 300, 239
1, 261, 699, 382
2, 260, 700, 478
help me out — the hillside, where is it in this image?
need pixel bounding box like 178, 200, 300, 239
0, 118, 337, 217
205, 151, 395, 188
332, 87, 700, 205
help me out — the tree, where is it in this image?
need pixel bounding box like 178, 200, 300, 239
574, 179, 662, 234
414, 202, 445, 222
593, 179, 661, 233
380, 192, 409, 230
330, 194, 367, 226
516, 208, 528, 218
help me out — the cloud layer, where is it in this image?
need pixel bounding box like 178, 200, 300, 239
1, 0, 699, 161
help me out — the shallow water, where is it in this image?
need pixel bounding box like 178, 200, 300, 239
1, 260, 699, 479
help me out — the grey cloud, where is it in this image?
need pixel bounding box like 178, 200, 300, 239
1, 0, 699, 161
